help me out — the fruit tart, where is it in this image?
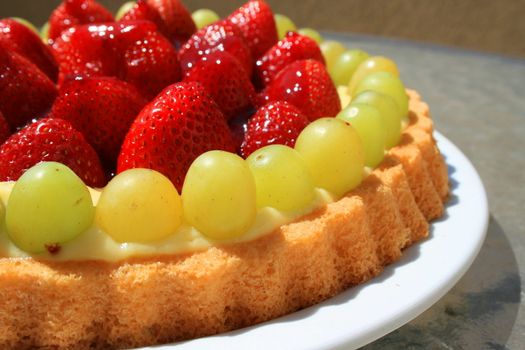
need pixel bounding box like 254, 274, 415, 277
0, 1, 448, 349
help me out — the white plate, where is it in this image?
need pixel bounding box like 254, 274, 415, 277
143, 131, 489, 350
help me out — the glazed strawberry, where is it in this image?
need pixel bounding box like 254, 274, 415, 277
120, 0, 196, 47
49, 77, 147, 168
183, 51, 256, 120
48, 0, 113, 42
0, 19, 58, 81
178, 20, 253, 76
0, 111, 10, 144
226, 0, 278, 59
255, 32, 325, 87
118, 82, 235, 191
52, 21, 181, 99
261, 59, 341, 121
0, 118, 105, 187
240, 101, 309, 158
0, 48, 57, 130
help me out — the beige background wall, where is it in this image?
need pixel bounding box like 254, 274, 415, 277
1, 0, 524, 58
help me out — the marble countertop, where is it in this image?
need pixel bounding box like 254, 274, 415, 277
326, 33, 525, 349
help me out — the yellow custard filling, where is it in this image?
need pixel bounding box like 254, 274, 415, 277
0, 182, 336, 261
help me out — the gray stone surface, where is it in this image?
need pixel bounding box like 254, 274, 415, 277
324, 33, 525, 350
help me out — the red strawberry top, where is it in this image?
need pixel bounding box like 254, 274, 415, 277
241, 101, 309, 158
183, 51, 256, 120
49, 77, 148, 169
51, 21, 181, 99
0, 48, 57, 130
48, 0, 114, 42
262, 59, 341, 121
0, 111, 10, 145
118, 82, 235, 191
120, 0, 196, 47
226, 0, 278, 59
0, 118, 105, 187
255, 32, 325, 87
0, 19, 58, 82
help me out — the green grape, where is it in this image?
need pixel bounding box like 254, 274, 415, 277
6, 162, 94, 253
246, 145, 315, 212
352, 90, 402, 148
348, 56, 400, 96
40, 22, 49, 43
337, 103, 386, 168
297, 27, 323, 44
96, 169, 183, 243
295, 118, 364, 197
192, 9, 220, 30
353, 71, 409, 119
320, 40, 346, 74
11, 17, 39, 34
0, 199, 5, 227
115, 1, 136, 21
182, 151, 256, 240
274, 14, 297, 39
330, 49, 369, 86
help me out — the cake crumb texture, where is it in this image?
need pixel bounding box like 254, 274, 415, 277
0, 90, 449, 349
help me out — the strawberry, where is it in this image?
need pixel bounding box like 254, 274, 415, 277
49, 77, 148, 168
0, 47, 57, 130
178, 20, 253, 76
183, 51, 256, 120
117, 82, 235, 191
0, 111, 10, 144
48, 0, 113, 42
261, 59, 341, 121
0, 19, 58, 81
52, 21, 181, 99
121, 0, 196, 47
255, 32, 325, 87
0, 118, 105, 187
240, 101, 309, 158
226, 0, 278, 59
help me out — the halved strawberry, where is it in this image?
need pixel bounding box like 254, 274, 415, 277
261, 59, 341, 121
121, 0, 196, 47
0, 118, 105, 187
183, 51, 256, 120
49, 77, 148, 169
255, 32, 325, 87
240, 101, 309, 158
0, 111, 10, 145
52, 21, 181, 99
48, 0, 113, 42
117, 82, 235, 191
178, 20, 253, 76
0, 19, 58, 81
226, 0, 278, 59
0, 48, 57, 130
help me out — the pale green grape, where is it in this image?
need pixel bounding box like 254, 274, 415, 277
330, 49, 369, 86
348, 56, 400, 95
192, 9, 220, 30
6, 162, 94, 253
353, 71, 409, 119
40, 22, 49, 43
182, 151, 256, 240
11, 17, 39, 34
352, 90, 402, 148
96, 169, 183, 243
274, 14, 296, 39
297, 27, 323, 44
337, 103, 386, 168
115, 1, 136, 21
246, 145, 315, 212
320, 40, 346, 72
295, 118, 364, 197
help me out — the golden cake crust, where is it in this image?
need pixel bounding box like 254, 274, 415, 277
0, 90, 449, 350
